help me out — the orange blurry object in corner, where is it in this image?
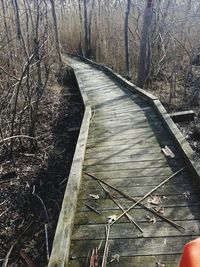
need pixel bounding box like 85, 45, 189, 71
179, 238, 200, 267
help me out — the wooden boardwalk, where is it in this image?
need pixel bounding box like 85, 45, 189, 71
49, 58, 200, 267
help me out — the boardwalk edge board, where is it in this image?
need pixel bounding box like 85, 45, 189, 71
49, 56, 200, 266
48, 64, 92, 267
76, 55, 200, 179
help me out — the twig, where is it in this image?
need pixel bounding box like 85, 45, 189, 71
94, 247, 98, 267
85, 251, 90, 267
32, 186, 50, 226
98, 181, 143, 233
2, 242, 17, 267
0, 208, 9, 218
89, 248, 99, 267
85, 204, 102, 215
0, 197, 10, 206
85, 169, 185, 231
101, 224, 110, 267
89, 249, 95, 267
0, 135, 36, 144
0, 178, 18, 184
45, 224, 50, 262
2, 223, 33, 267
0, 65, 20, 81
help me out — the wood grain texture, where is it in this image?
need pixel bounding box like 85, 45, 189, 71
68, 255, 181, 267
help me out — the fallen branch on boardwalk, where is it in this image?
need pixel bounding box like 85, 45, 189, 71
86, 204, 102, 215
98, 180, 143, 234
101, 224, 111, 267
89, 248, 99, 267
109, 167, 186, 226
84, 167, 186, 231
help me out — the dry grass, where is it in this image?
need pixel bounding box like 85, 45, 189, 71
57, 0, 200, 108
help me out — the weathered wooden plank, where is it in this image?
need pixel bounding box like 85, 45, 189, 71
86, 90, 132, 97
88, 129, 161, 140
91, 118, 161, 128
85, 146, 169, 157
83, 161, 182, 173
90, 101, 140, 110
92, 111, 158, 122
72, 220, 200, 240
170, 110, 195, 123
74, 205, 200, 225
69, 236, 197, 257
86, 135, 172, 148
84, 155, 181, 166
92, 105, 151, 114
92, 108, 154, 119
90, 121, 164, 132
93, 100, 147, 110
85, 143, 174, 154
84, 153, 172, 164
88, 94, 141, 104
88, 123, 165, 134
68, 254, 181, 267
87, 132, 174, 147
77, 193, 200, 211
85, 147, 180, 160
92, 114, 159, 125
78, 183, 194, 199
81, 173, 192, 188
84, 83, 120, 90
87, 135, 168, 146
82, 167, 176, 178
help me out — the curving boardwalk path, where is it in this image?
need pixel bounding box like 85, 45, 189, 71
50, 57, 200, 267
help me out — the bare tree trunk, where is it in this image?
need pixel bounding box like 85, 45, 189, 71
50, 0, 62, 65
97, 0, 101, 61
137, 0, 153, 88
12, 0, 22, 40
1, 0, 14, 67
83, 0, 89, 57
78, 0, 83, 54
124, 0, 131, 79
88, 0, 95, 56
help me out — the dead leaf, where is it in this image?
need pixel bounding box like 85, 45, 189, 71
155, 262, 165, 267
161, 146, 175, 158
154, 206, 165, 215
183, 191, 190, 198
110, 254, 120, 263
146, 215, 157, 224
70, 255, 77, 260
148, 195, 162, 205
89, 194, 100, 200
107, 214, 117, 224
